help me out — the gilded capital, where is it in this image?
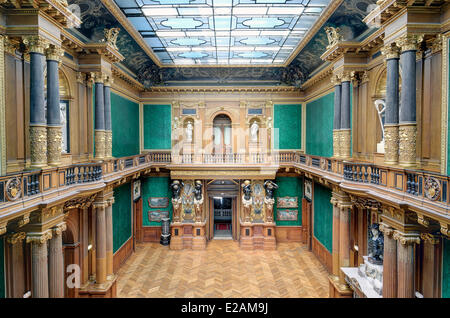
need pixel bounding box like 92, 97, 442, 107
430, 34, 442, 54
392, 230, 420, 245
4, 36, 18, 55
7, 232, 26, 245
420, 233, 441, 245
379, 223, 394, 236
76, 72, 85, 84
104, 75, 114, 87
45, 45, 64, 62
26, 230, 52, 245
381, 44, 400, 59
52, 222, 67, 236
90, 71, 104, 84
331, 74, 341, 86
396, 34, 424, 52
341, 72, 352, 83
0, 221, 7, 235
22, 36, 50, 54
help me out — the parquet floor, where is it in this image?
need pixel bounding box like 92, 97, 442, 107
116, 240, 329, 298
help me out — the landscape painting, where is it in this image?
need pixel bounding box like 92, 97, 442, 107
148, 210, 169, 222
148, 197, 169, 208
277, 196, 298, 208
277, 209, 298, 221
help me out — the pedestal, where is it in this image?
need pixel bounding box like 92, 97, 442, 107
160, 217, 171, 246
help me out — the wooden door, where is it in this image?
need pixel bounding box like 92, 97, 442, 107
302, 198, 312, 250
232, 198, 237, 240
208, 197, 214, 240
133, 198, 142, 249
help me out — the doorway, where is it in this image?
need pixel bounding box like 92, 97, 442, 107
213, 197, 232, 239
213, 114, 232, 155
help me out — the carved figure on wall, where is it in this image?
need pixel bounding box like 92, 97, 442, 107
193, 180, 203, 222
368, 223, 384, 265
170, 180, 184, 222
242, 180, 252, 222
264, 180, 278, 223
250, 121, 259, 143
186, 121, 193, 143
325, 26, 343, 49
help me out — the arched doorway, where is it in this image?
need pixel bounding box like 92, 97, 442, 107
213, 114, 232, 155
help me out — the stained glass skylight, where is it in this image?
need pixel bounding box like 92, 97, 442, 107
114, 0, 331, 65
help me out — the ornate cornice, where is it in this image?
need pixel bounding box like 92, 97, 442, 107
64, 194, 96, 210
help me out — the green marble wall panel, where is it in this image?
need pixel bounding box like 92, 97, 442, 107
0, 237, 4, 298
274, 104, 302, 150
274, 176, 303, 226
443, 238, 450, 298
113, 183, 132, 253
313, 182, 333, 253
306, 93, 334, 157
142, 176, 173, 226
144, 104, 171, 150
111, 93, 140, 158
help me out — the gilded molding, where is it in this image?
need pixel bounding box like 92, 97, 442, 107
6, 232, 26, 245
22, 36, 49, 55
441, 34, 448, 175
384, 125, 399, 164
26, 230, 53, 245
0, 35, 5, 176
105, 130, 112, 159
398, 124, 417, 167
95, 130, 106, 160
392, 230, 420, 245
396, 34, 424, 52
0, 221, 6, 235
47, 126, 62, 166
333, 130, 340, 158
339, 129, 351, 159
30, 125, 48, 168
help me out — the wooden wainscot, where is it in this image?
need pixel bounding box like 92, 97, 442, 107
170, 222, 207, 250
239, 222, 276, 250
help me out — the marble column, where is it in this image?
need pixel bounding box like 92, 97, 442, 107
95, 201, 107, 287
105, 197, 115, 280
393, 230, 420, 298
340, 73, 351, 159
6, 232, 26, 298
397, 34, 423, 167
332, 77, 342, 158
420, 233, 442, 298
93, 72, 106, 160
382, 44, 401, 165
26, 230, 52, 298
380, 223, 397, 298
330, 196, 340, 280
49, 223, 66, 298
81, 207, 89, 287
23, 36, 49, 168
46, 45, 64, 166
338, 201, 351, 284
104, 76, 113, 159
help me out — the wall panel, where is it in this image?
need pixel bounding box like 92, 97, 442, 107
143, 104, 171, 150
306, 93, 334, 157
313, 182, 333, 253
141, 176, 172, 227
113, 183, 132, 253
443, 238, 450, 298
274, 176, 302, 226
273, 104, 302, 150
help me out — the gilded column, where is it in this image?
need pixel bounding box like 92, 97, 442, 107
104, 76, 113, 159
105, 197, 115, 280
93, 72, 106, 160
380, 223, 397, 298
49, 222, 66, 298
393, 230, 420, 298
340, 73, 351, 159
381, 44, 401, 164
23, 36, 50, 168
6, 232, 26, 298
330, 195, 340, 281
332, 75, 342, 158
26, 230, 53, 298
46, 45, 64, 166
94, 200, 107, 287
338, 200, 352, 284
397, 34, 423, 167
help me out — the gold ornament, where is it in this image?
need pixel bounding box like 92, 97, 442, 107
30, 125, 48, 167
398, 124, 416, 167
384, 125, 399, 164
47, 126, 62, 166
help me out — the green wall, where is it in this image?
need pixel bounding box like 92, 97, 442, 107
274, 177, 303, 226
144, 104, 171, 150
274, 104, 302, 150
113, 183, 132, 253
443, 238, 450, 298
313, 182, 333, 253
0, 237, 4, 298
142, 176, 172, 226
306, 93, 334, 157
448, 38, 450, 175
111, 93, 140, 158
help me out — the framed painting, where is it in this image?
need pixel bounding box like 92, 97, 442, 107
133, 180, 141, 201
277, 209, 298, 221
148, 197, 169, 208
148, 210, 169, 222
277, 196, 298, 208
304, 179, 312, 201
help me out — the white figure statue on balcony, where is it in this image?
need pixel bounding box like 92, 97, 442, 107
186, 121, 193, 143
374, 100, 386, 154
250, 121, 259, 143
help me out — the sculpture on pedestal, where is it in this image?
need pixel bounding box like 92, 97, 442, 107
250, 121, 259, 143
368, 223, 384, 265
186, 121, 193, 143
170, 180, 184, 222
264, 180, 278, 223
242, 180, 252, 222
193, 180, 203, 222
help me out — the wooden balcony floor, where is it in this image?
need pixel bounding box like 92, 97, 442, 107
116, 240, 329, 298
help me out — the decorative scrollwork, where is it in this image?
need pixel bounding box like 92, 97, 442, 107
424, 177, 441, 201
6, 177, 21, 201
103, 28, 120, 50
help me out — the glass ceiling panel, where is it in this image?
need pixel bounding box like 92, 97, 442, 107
114, 0, 331, 65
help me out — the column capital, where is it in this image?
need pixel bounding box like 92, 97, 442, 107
0, 221, 7, 235
107, 197, 115, 206
396, 34, 424, 52
331, 74, 341, 86
379, 222, 394, 236
104, 75, 114, 87
430, 34, 442, 54
90, 72, 105, 84
93, 201, 108, 209
6, 232, 26, 245
52, 222, 67, 236
381, 43, 400, 59
340, 71, 352, 83
4, 36, 18, 55
22, 36, 50, 54
26, 230, 53, 245
330, 197, 339, 207
392, 230, 420, 246
45, 45, 64, 62
420, 232, 441, 245
337, 201, 352, 210
76, 72, 85, 84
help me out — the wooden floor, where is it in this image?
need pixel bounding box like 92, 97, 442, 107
116, 240, 329, 298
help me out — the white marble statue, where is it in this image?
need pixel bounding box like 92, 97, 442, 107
186, 121, 193, 142
250, 121, 259, 142
374, 100, 386, 153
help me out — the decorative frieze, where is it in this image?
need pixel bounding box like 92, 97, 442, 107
64, 194, 97, 210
